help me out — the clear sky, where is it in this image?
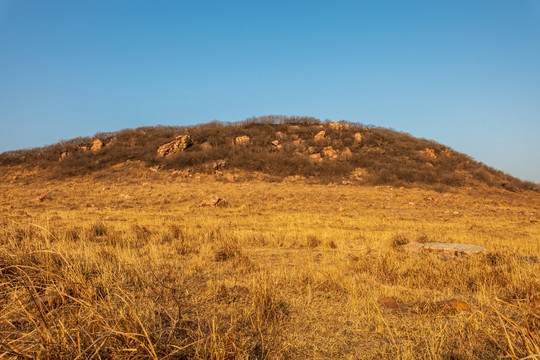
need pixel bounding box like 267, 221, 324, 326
1, 0, 539, 182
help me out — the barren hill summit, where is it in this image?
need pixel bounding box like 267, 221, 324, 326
1, 116, 538, 191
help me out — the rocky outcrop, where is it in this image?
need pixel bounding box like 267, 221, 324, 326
157, 134, 193, 157
91, 139, 103, 152
322, 146, 338, 159
339, 147, 353, 160
314, 131, 326, 141
235, 136, 250, 145
270, 140, 282, 150
424, 148, 437, 160
327, 121, 350, 130
354, 133, 363, 143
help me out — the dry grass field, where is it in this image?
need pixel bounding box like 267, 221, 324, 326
1, 162, 539, 359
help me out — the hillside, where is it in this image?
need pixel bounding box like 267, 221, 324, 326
1, 115, 537, 191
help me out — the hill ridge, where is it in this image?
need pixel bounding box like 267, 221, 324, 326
1, 116, 538, 191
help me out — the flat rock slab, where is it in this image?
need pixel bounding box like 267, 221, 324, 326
401, 242, 486, 256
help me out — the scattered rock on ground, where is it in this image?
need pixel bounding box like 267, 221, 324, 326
401, 241, 487, 256
172, 169, 192, 177
213, 159, 227, 171
519, 256, 539, 264
378, 297, 401, 309
203, 195, 228, 207
436, 299, 468, 311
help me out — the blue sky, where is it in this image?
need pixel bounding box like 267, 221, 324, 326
1, 0, 539, 182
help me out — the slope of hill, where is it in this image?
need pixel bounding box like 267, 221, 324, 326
1, 115, 537, 191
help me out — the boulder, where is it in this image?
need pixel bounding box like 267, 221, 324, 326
309, 153, 322, 161
293, 138, 304, 146
200, 142, 212, 151
339, 147, 353, 160
270, 140, 282, 150
235, 135, 250, 145
91, 139, 103, 152
441, 148, 452, 158
37, 194, 50, 202
327, 122, 342, 130
322, 146, 338, 159
314, 130, 326, 141
157, 133, 193, 157
213, 159, 227, 171
354, 132, 363, 143
424, 148, 437, 160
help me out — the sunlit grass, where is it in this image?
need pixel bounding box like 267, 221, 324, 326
0, 164, 539, 359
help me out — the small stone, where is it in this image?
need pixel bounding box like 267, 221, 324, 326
378, 297, 400, 309
400, 242, 486, 256
203, 195, 228, 207
437, 299, 468, 311
519, 256, 539, 264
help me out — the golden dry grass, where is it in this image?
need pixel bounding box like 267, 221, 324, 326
1, 162, 539, 359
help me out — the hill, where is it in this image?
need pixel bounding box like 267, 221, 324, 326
1, 116, 539, 359
1, 115, 538, 191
